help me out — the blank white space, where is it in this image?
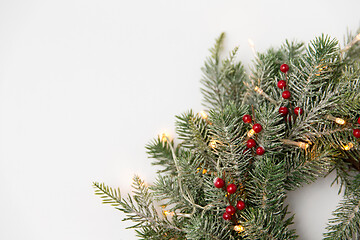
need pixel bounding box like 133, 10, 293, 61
0, 1, 358, 239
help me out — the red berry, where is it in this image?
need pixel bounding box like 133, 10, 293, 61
353, 129, 360, 138
227, 184, 237, 194
236, 200, 246, 211
294, 107, 303, 116
253, 123, 263, 133
223, 212, 232, 220
277, 80, 286, 89
279, 107, 289, 116
256, 147, 265, 155
280, 64, 289, 73
246, 139, 256, 148
243, 114, 252, 123
214, 178, 225, 188
358, 117, 360, 125
282, 90, 291, 99
226, 205, 236, 215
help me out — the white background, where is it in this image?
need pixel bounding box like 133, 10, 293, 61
0, 1, 359, 239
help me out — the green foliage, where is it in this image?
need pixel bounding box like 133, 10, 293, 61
325, 175, 360, 239
175, 110, 217, 169
184, 215, 234, 240
207, 103, 251, 181
94, 30, 360, 239
93, 182, 122, 206
241, 207, 297, 240
146, 137, 178, 175
93, 176, 185, 239
201, 33, 247, 110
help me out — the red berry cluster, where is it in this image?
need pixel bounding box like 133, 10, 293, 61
243, 115, 265, 155
213, 178, 246, 221
353, 117, 360, 138
278, 64, 303, 119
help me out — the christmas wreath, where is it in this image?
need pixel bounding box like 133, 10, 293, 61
94, 30, 360, 239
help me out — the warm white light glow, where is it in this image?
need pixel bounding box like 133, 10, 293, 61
248, 38, 255, 48
356, 33, 360, 41
298, 142, 310, 150
247, 129, 256, 137
199, 111, 208, 119
281, 139, 310, 150
234, 225, 245, 232
209, 140, 217, 149
163, 210, 174, 216
160, 131, 170, 142
326, 115, 346, 125
196, 168, 208, 174
335, 118, 346, 125
254, 86, 263, 94
343, 142, 354, 151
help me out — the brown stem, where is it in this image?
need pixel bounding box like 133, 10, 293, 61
222, 172, 238, 225
284, 72, 295, 120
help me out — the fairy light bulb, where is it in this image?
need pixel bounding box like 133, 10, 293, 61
163, 210, 174, 217
247, 129, 256, 137
248, 39, 255, 48
254, 86, 263, 94
335, 118, 346, 125
356, 33, 360, 41
343, 142, 354, 151
199, 111, 208, 119
281, 139, 310, 150
234, 225, 245, 232
160, 131, 170, 142
209, 140, 217, 149
326, 115, 346, 125
298, 142, 310, 150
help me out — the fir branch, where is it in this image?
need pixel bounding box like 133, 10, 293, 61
201, 33, 247, 110
283, 143, 333, 190
208, 104, 251, 180
146, 137, 178, 175
325, 175, 360, 240
93, 182, 122, 206
175, 110, 216, 168
184, 215, 234, 240
201, 33, 226, 110
240, 207, 297, 240
247, 157, 287, 213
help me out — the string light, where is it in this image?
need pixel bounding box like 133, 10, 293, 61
342, 142, 354, 151
248, 39, 255, 48
248, 38, 257, 59
247, 129, 256, 137
196, 168, 208, 174
160, 131, 171, 142
234, 225, 245, 232
281, 139, 310, 150
254, 86, 263, 94
335, 118, 346, 125
163, 210, 175, 217
209, 140, 217, 149
298, 142, 310, 150
199, 111, 208, 120
326, 115, 346, 125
